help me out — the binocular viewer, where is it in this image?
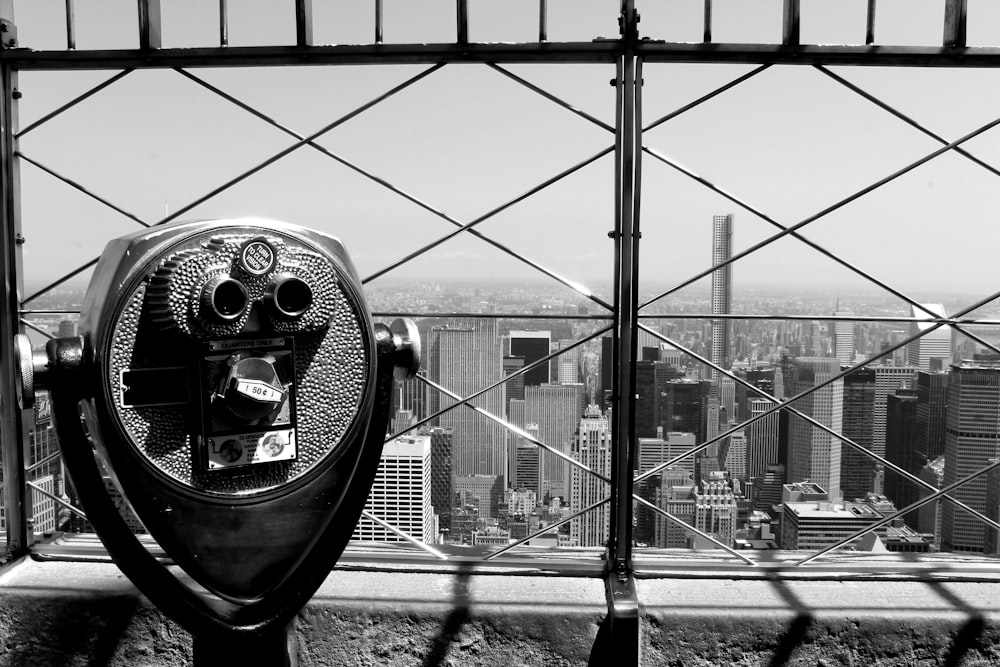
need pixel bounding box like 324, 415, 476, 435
14, 218, 418, 660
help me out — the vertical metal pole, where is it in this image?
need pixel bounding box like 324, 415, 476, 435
0, 3, 28, 556
782, 0, 800, 46
604, 2, 640, 664
538, 0, 547, 42
457, 0, 468, 44
218, 0, 228, 47
703, 0, 712, 43
865, 0, 876, 45
137, 0, 162, 50
943, 0, 967, 47
65, 0, 76, 50
295, 0, 314, 47
375, 0, 383, 44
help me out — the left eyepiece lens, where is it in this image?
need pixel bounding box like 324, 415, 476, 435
200, 275, 249, 323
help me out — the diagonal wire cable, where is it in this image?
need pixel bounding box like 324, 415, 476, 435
21, 64, 444, 306
17, 153, 151, 228
19, 319, 56, 340
815, 65, 1000, 180
633, 319, 1000, 534
359, 510, 449, 560
483, 497, 609, 560
642, 64, 772, 134
794, 459, 1000, 566
175, 68, 610, 313
639, 110, 1000, 311
632, 494, 755, 565
17, 69, 135, 138
360, 143, 615, 301
418, 374, 611, 484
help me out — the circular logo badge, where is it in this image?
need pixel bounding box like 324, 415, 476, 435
238, 237, 276, 276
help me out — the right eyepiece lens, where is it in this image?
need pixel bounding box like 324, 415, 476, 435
267, 274, 312, 318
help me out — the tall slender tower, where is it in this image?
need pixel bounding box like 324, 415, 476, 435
710, 214, 734, 380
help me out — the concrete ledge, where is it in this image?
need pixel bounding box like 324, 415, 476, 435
3, 559, 1000, 665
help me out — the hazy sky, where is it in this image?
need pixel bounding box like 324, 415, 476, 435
12, 0, 1000, 314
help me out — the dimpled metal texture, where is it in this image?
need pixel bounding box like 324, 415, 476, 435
107, 230, 369, 496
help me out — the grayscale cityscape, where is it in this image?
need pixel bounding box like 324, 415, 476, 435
20, 212, 1000, 557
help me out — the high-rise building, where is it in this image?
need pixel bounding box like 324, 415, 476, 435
884, 389, 920, 527
353, 435, 435, 544
710, 214, 734, 381
840, 368, 876, 500
509, 330, 551, 387
915, 370, 948, 463
427, 426, 454, 531
872, 365, 917, 461
942, 361, 1000, 552
832, 311, 855, 363
570, 405, 612, 547
746, 397, 781, 481
434, 320, 507, 481
907, 303, 953, 371
555, 341, 579, 384
526, 383, 585, 500
653, 480, 696, 548
724, 431, 747, 480
503, 355, 526, 406
661, 379, 708, 443
784, 357, 844, 500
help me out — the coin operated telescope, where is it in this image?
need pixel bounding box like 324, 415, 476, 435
14, 219, 419, 665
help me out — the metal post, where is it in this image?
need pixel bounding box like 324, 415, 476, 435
65, 0, 75, 50
538, 0, 547, 42
219, 0, 228, 47
605, 2, 640, 664
295, 0, 314, 47
782, 0, 800, 46
703, 0, 713, 43
944, 0, 967, 48
137, 0, 161, 50
457, 0, 468, 44
866, 0, 877, 45
0, 2, 28, 557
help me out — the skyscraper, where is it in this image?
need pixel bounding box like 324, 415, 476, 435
832, 310, 855, 363
745, 397, 781, 481
434, 320, 507, 481
872, 365, 917, 492
906, 303, 953, 371
570, 405, 612, 547
509, 330, 551, 387
884, 389, 920, 527
526, 383, 585, 500
942, 361, 1000, 552
354, 435, 435, 544
710, 214, 734, 380
840, 368, 876, 500
784, 357, 844, 500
